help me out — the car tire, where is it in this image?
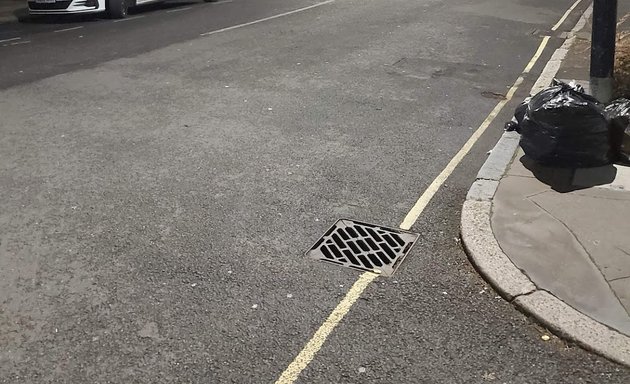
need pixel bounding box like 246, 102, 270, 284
107, 0, 129, 19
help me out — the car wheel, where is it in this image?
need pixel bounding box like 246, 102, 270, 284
107, 0, 129, 19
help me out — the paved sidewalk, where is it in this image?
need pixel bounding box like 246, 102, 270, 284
494, 154, 630, 335
462, 4, 630, 367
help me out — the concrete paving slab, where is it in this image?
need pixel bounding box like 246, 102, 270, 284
493, 176, 630, 335
511, 155, 579, 191
573, 165, 630, 192
461, 200, 536, 300
505, 150, 534, 178
572, 186, 630, 201
556, 35, 590, 81
532, 189, 630, 282
611, 277, 630, 316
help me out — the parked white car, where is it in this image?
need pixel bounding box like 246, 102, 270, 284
28, 0, 217, 19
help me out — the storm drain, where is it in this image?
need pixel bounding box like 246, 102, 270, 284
307, 219, 419, 276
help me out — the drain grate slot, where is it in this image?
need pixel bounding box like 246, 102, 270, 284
307, 219, 420, 276
376, 251, 389, 264
355, 226, 368, 237
348, 241, 361, 254
346, 227, 358, 237
367, 253, 382, 267
356, 239, 370, 252
332, 234, 345, 248
382, 234, 398, 249
365, 227, 382, 242
321, 245, 334, 259
366, 237, 379, 251
330, 244, 344, 259
358, 255, 372, 269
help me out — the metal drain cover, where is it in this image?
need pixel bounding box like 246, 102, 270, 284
307, 219, 419, 276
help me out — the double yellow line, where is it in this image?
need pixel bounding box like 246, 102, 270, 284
274, 1, 584, 382
273, 2, 587, 383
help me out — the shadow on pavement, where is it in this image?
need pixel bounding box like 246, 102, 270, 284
519, 155, 618, 193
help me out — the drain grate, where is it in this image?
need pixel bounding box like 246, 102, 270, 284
307, 219, 419, 276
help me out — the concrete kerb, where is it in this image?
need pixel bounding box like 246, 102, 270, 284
460, 200, 536, 301
460, 5, 630, 367
516, 291, 630, 366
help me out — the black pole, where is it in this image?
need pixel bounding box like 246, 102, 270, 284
590, 0, 618, 102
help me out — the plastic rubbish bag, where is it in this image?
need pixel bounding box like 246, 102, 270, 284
605, 98, 630, 132
504, 97, 529, 132
507, 79, 611, 167
605, 98, 630, 163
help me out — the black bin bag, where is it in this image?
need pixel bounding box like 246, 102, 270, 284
513, 80, 611, 167
605, 98, 630, 133
605, 98, 630, 163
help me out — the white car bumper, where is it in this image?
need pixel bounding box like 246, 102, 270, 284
28, 0, 106, 15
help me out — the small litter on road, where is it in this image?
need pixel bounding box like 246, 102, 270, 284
358, 367, 367, 373
252, 304, 258, 309
286, 294, 293, 298
541, 335, 551, 341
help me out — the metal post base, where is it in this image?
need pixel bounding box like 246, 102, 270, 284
590, 76, 614, 103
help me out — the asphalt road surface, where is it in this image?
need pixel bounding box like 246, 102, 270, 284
1, 0, 629, 383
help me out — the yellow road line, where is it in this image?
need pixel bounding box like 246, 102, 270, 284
551, 0, 582, 31
399, 35, 549, 231
523, 36, 550, 74
274, 272, 378, 384
275, 17, 561, 384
